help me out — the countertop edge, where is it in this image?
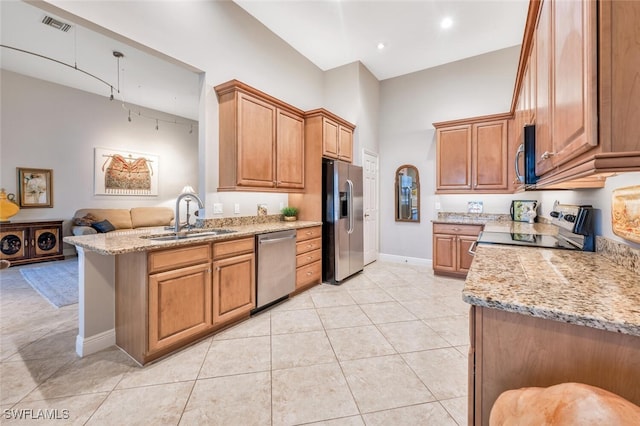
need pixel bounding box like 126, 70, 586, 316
63, 221, 322, 255
462, 293, 640, 337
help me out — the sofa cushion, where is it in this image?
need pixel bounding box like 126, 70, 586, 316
73, 209, 133, 230
130, 207, 174, 228
91, 219, 116, 233
72, 226, 98, 236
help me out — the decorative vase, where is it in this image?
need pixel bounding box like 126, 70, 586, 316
0, 188, 20, 222
284, 216, 297, 222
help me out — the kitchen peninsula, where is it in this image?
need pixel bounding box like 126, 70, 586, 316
64, 218, 321, 365
463, 244, 640, 425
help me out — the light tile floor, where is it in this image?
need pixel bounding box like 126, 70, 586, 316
0, 260, 469, 425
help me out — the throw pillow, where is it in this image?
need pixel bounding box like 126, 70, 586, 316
73, 213, 98, 226
91, 219, 116, 233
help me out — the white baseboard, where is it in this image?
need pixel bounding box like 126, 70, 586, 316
76, 329, 116, 357
378, 253, 432, 266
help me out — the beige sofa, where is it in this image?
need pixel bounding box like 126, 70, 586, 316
72, 207, 174, 235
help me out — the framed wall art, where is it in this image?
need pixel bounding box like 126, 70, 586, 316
94, 147, 159, 196
17, 167, 53, 208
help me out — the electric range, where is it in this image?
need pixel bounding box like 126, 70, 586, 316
476, 202, 596, 252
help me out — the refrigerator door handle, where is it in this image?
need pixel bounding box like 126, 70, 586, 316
347, 179, 354, 234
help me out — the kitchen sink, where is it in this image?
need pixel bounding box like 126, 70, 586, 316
142, 229, 237, 241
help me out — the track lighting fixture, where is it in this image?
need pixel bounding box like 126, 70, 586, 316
0, 44, 194, 133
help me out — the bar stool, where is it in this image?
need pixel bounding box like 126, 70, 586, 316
490, 382, 640, 425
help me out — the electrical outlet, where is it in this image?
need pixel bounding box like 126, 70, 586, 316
435, 202, 441, 210
234, 203, 240, 214
279, 202, 284, 210
213, 203, 223, 214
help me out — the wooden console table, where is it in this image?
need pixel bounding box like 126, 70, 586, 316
0, 219, 64, 266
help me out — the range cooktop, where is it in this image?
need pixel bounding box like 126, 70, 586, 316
476, 202, 596, 252
477, 231, 581, 250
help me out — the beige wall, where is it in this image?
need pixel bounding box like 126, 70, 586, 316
378, 46, 521, 262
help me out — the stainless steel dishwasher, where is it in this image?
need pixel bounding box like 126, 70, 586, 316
255, 229, 296, 311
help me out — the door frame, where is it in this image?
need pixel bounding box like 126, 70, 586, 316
362, 149, 379, 265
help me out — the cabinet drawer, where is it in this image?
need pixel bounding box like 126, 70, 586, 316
296, 226, 321, 241
296, 249, 321, 268
148, 244, 211, 273
213, 237, 254, 259
433, 223, 483, 236
296, 237, 321, 255
296, 260, 321, 288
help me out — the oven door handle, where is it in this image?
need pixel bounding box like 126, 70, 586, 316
468, 240, 479, 256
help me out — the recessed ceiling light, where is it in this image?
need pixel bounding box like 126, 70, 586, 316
377, 42, 385, 50
441, 17, 453, 29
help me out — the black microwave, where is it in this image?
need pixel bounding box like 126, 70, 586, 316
515, 124, 539, 185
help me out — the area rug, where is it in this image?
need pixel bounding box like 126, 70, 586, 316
20, 259, 78, 308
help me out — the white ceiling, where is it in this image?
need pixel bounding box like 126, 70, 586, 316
1, 1, 529, 121
233, 0, 530, 81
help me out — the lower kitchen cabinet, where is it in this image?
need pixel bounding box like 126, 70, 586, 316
295, 226, 322, 290
0, 220, 64, 266
116, 237, 255, 365
213, 249, 255, 325
148, 263, 212, 353
433, 223, 483, 278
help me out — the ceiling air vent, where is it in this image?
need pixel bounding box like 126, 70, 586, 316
41, 16, 72, 32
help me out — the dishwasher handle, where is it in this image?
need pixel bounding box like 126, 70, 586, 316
258, 234, 296, 245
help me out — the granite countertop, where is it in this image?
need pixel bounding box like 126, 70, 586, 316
463, 244, 640, 337
64, 220, 322, 255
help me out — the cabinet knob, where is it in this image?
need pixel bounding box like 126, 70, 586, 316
452, 227, 461, 231
541, 151, 555, 160
24, 239, 29, 247
306, 271, 312, 276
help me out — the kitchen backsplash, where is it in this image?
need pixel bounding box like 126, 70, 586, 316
436, 212, 511, 224
597, 237, 640, 275
196, 214, 285, 228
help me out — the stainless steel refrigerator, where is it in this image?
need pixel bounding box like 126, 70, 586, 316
322, 159, 364, 283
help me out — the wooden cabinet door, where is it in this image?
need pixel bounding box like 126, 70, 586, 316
237, 92, 276, 188
436, 125, 472, 190
148, 263, 212, 352
535, 0, 554, 176
31, 226, 62, 258
473, 120, 508, 190
276, 108, 305, 189
0, 228, 27, 261
551, 0, 598, 167
433, 234, 457, 273
322, 118, 339, 159
338, 126, 353, 163
457, 235, 478, 273
213, 253, 255, 325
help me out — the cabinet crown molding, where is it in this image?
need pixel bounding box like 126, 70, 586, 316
214, 79, 305, 116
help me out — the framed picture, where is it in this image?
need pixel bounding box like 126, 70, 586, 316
94, 147, 159, 196
17, 167, 53, 208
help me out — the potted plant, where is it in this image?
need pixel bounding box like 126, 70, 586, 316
282, 206, 299, 222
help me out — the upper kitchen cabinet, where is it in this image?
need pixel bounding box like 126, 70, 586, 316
435, 114, 512, 194
512, 0, 640, 189
306, 109, 355, 163
215, 80, 305, 192
535, 0, 598, 177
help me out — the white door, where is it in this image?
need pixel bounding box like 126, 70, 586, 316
363, 150, 379, 265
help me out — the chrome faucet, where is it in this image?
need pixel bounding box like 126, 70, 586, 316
175, 191, 204, 232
